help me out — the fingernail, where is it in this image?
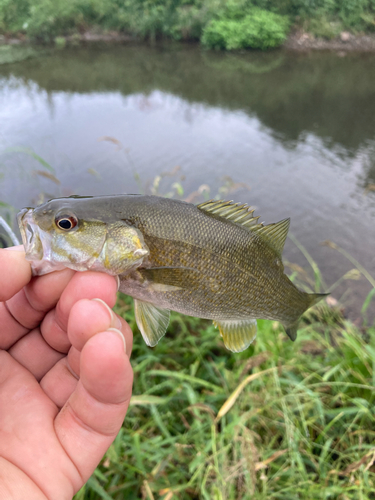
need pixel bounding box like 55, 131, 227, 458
66, 359, 79, 380
3, 245, 25, 252
107, 328, 126, 352
92, 298, 122, 330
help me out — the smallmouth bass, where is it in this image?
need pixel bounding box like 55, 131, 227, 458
18, 195, 325, 352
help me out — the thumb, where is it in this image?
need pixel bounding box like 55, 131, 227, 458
54, 328, 133, 487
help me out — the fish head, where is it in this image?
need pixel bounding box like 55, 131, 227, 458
17, 196, 149, 276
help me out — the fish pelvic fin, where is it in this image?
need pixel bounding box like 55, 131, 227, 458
214, 318, 257, 353
134, 299, 170, 347
283, 292, 328, 341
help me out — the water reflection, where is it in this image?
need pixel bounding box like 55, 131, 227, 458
0, 44, 374, 321
2, 45, 375, 151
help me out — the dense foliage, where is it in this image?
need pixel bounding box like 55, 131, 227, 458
0, 0, 374, 48
71, 292, 375, 499
201, 8, 289, 50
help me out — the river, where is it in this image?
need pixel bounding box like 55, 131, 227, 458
0, 43, 374, 322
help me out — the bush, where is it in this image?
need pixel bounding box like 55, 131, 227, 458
338, 0, 375, 28
307, 15, 343, 38
202, 8, 290, 50
172, 5, 209, 40
24, 0, 83, 40
0, 0, 29, 32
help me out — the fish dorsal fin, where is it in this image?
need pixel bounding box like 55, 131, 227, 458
197, 200, 263, 230
197, 200, 290, 257
254, 218, 290, 257
134, 299, 170, 347
213, 318, 257, 353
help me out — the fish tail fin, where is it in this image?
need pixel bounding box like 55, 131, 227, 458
283, 292, 328, 341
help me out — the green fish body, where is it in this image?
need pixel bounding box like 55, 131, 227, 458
18, 195, 325, 352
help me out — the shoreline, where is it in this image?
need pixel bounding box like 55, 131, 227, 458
1, 29, 375, 53
284, 29, 375, 52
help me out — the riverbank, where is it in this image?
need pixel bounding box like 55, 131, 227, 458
285, 29, 375, 52
2, 28, 375, 53
1, 0, 375, 52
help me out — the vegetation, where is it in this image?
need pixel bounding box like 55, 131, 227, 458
1, 172, 374, 498
73, 290, 375, 499
201, 8, 289, 50
0, 0, 374, 49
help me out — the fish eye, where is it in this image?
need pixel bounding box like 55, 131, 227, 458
55, 215, 78, 231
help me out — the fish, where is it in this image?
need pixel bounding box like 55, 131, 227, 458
17, 195, 326, 353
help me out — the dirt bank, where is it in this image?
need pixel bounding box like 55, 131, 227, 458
1, 29, 375, 52
284, 29, 375, 52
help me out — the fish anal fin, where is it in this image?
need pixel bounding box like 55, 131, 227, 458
134, 299, 170, 347
214, 318, 257, 353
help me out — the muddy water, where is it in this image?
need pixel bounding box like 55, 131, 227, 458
0, 44, 374, 322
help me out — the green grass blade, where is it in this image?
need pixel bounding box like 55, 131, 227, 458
4, 146, 55, 173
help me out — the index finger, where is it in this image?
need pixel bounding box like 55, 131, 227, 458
40, 272, 118, 353
0, 246, 32, 301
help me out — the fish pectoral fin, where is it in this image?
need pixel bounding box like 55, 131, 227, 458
213, 318, 257, 353
134, 299, 170, 347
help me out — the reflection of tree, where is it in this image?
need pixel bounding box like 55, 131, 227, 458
1, 44, 375, 152
364, 149, 375, 186
201, 51, 285, 74
0, 45, 46, 65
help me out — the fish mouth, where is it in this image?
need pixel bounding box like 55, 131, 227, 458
17, 208, 44, 260
17, 208, 57, 275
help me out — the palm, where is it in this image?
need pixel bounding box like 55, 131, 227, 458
0, 248, 133, 499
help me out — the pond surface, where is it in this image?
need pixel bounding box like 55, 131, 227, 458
0, 43, 374, 322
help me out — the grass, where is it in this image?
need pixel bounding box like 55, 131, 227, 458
73, 267, 375, 499
1, 168, 374, 498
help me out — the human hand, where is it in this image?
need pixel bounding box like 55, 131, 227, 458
0, 246, 133, 500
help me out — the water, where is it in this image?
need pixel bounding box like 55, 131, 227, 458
0, 43, 374, 322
